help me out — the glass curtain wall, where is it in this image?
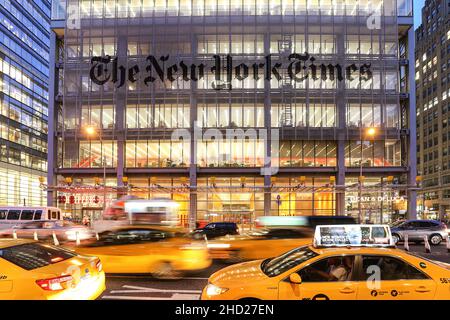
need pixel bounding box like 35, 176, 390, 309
59, 0, 402, 220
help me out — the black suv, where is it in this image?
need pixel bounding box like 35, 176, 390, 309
191, 222, 239, 240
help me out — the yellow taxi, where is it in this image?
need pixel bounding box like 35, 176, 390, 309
72, 225, 211, 279
202, 225, 450, 300
0, 239, 105, 300
207, 227, 312, 263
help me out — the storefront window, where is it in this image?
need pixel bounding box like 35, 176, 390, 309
271, 177, 335, 216
197, 177, 264, 224
345, 177, 407, 224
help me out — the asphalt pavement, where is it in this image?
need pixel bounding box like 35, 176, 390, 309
100, 243, 449, 300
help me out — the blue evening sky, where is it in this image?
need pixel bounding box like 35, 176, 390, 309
414, 0, 425, 29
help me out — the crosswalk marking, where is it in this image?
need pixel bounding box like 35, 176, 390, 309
102, 293, 200, 300
110, 285, 202, 294
102, 285, 202, 300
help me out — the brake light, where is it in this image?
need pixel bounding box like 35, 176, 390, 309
96, 260, 103, 272
36, 275, 73, 291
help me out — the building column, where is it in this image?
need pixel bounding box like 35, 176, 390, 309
336, 141, 346, 215
115, 34, 127, 192
406, 26, 417, 219
47, 31, 58, 207
188, 33, 198, 229
335, 30, 346, 216
263, 32, 272, 216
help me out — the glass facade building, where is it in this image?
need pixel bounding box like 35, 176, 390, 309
0, 0, 50, 206
415, 0, 450, 221
49, 0, 417, 225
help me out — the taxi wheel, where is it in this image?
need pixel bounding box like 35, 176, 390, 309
152, 262, 182, 280
429, 234, 442, 245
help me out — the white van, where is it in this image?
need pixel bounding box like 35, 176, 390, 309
0, 206, 62, 230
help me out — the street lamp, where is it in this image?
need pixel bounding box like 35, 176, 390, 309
358, 127, 376, 223
84, 125, 107, 212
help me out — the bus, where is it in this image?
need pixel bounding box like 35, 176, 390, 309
0, 206, 62, 230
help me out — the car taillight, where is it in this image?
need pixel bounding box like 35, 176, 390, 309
36, 275, 73, 291
96, 260, 103, 272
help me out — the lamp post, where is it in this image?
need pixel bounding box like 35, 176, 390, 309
359, 127, 376, 223
84, 125, 107, 211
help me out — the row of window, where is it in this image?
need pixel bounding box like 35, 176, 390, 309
61, 139, 402, 168
67, 0, 408, 18
66, 103, 401, 129
0, 144, 47, 172
0, 12, 49, 62
0, 16, 49, 77
0, 58, 48, 102
0, 122, 48, 154
0, 98, 48, 135
68, 35, 398, 58
0, 78, 48, 116
66, 69, 398, 92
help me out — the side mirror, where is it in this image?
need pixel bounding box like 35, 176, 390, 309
289, 273, 302, 284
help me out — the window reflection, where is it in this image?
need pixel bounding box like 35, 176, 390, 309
345, 140, 401, 167
197, 139, 264, 167
274, 141, 336, 167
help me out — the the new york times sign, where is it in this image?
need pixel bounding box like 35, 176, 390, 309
90, 53, 372, 90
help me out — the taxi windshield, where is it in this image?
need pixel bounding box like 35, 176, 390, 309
261, 246, 318, 277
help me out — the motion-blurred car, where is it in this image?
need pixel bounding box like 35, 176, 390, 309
255, 215, 356, 229
0, 239, 105, 300
207, 227, 313, 263
390, 220, 448, 245
191, 222, 239, 240
202, 225, 450, 300
72, 225, 211, 279
0, 220, 95, 242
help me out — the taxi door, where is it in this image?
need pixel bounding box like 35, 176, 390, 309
356, 255, 437, 300
0, 260, 14, 299
278, 255, 358, 300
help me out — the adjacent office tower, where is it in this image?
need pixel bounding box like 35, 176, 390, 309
49, 0, 416, 225
0, 0, 50, 206
416, 0, 450, 220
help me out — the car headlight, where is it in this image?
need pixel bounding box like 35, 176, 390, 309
205, 283, 228, 296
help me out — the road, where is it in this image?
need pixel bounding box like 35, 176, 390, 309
100, 243, 449, 300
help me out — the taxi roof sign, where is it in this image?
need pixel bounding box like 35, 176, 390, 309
313, 224, 395, 248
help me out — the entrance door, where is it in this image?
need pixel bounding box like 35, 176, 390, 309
278, 255, 358, 300
81, 207, 104, 225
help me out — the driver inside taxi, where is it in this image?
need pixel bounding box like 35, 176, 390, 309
306, 256, 354, 281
